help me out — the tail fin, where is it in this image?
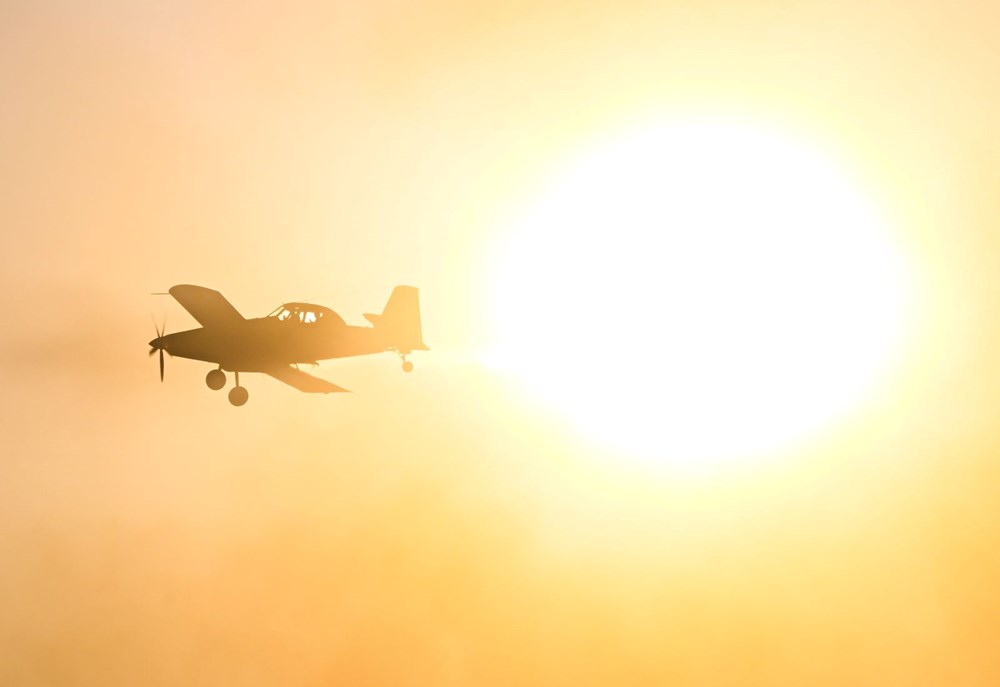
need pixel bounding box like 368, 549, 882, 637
364, 286, 429, 353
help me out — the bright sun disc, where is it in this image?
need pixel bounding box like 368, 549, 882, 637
489, 119, 912, 473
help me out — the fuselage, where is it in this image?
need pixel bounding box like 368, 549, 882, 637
151, 317, 390, 372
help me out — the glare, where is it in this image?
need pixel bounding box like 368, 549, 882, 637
489, 118, 913, 473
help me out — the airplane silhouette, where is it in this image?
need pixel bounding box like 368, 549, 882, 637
148, 285, 428, 406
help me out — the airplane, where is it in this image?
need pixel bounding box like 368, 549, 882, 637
148, 284, 428, 406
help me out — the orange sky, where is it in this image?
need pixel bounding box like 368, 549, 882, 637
3, 1, 1000, 684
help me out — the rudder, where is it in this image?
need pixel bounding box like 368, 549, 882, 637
364, 286, 429, 353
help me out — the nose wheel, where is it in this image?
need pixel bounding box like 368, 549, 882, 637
228, 371, 249, 406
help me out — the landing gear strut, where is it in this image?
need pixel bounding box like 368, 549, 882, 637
206, 368, 226, 390
228, 371, 249, 406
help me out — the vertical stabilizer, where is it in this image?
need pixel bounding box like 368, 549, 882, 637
364, 286, 428, 353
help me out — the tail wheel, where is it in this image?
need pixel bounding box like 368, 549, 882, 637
402, 360, 414, 373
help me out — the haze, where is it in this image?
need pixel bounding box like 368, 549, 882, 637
3, 1, 1000, 685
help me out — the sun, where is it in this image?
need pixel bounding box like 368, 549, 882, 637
488, 117, 913, 474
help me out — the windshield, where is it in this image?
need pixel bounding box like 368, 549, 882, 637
270, 305, 325, 324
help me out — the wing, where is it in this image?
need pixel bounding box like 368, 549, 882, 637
265, 366, 350, 393
168, 285, 244, 328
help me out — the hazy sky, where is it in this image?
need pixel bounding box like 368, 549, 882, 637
4, 1, 1000, 685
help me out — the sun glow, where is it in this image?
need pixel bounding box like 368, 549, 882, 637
489, 118, 913, 473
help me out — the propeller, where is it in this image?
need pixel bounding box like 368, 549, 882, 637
148, 317, 168, 382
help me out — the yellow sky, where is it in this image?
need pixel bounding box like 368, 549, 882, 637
3, 1, 1000, 684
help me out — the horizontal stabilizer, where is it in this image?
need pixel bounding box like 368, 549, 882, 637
265, 366, 350, 393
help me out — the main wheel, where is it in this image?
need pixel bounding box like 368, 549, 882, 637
402, 360, 414, 373
206, 369, 226, 390
228, 386, 249, 406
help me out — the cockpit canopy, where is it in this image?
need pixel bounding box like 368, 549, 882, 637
267, 302, 344, 326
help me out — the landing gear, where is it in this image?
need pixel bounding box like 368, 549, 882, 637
228, 371, 248, 406
206, 368, 226, 390
399, 353, 413, 372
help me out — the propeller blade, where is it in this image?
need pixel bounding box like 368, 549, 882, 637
151, 315, 166, 339
150, 316, 168, 381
